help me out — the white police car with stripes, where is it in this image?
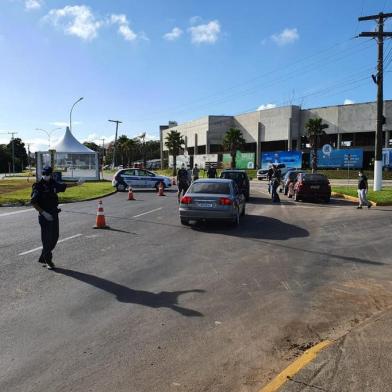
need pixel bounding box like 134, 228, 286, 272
112, 168, 172, 191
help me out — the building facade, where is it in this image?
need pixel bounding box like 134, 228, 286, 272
160, 100, 392, 169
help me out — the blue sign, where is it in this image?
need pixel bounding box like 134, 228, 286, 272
317, 148, 363, 168
261, 151, 302, 170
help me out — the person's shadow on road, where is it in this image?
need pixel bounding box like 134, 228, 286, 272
54, 268, 205, 317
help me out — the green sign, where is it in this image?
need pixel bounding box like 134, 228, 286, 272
222, 152, 255, 169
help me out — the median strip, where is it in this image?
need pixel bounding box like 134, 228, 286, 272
259, 340, 332, 392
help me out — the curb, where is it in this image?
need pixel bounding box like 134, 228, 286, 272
0, 190, 117, 208
331, 192, 377, 206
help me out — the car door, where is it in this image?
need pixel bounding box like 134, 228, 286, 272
121, 169, 137, 188
133, 169, 146, 188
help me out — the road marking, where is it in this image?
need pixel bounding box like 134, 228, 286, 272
132, 207, 162, 218
0, 208, 34, 217
18, 234, 83, 256
259, 340, 332, 392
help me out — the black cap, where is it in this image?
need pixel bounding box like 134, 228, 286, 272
42, 166, 53, 175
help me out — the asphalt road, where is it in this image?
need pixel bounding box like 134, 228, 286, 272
1, 183, 392, 392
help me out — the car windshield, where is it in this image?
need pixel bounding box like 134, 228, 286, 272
189, 182, 231, 194
303, 174, 328, 182
220, 172, 245, 182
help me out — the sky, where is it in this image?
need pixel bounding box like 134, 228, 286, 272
1, 0, 392, 151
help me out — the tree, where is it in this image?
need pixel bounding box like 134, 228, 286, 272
165, 130, 184, 175
0, 145, 11, 173
222, 128, 246, 169
6, 138, 28, 172
305, 118, 329, 173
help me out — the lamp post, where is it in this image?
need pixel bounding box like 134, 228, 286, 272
138, 132, 146, 168
70, 97, 84, 133
35, 128, 62, 149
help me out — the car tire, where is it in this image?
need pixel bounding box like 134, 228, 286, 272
294, 191, 300, 202
180, 218, 190, 226
116, 183, 126, 192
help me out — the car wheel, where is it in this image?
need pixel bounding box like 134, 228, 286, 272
116, 183, 126, 192
232, 208, 240, 226
180, 218, 190, 226
294, 191, 300, 202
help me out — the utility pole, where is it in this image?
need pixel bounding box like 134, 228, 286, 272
358, 12, 392, 191
108, 120, 122, 169
0, 132, 18, 173
26, 143, 31, 171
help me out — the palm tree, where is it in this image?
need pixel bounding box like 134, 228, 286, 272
165, 130, 184, 175
305, 118, 329, 173
222, 128, 246, 169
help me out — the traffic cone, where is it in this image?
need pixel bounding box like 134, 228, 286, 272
127, 187, 135, 200
157, 181, 165, 196
93, 200, 110, 229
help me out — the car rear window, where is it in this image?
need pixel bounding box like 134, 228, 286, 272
303, 174, 328, 182
190, 182, 231, 194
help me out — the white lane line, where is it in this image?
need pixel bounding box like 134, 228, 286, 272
0, 208, 34, 217
18, 234, 83, 256
132, 207, 163, 218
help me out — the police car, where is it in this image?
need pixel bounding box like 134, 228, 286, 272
112, 168, 172, 191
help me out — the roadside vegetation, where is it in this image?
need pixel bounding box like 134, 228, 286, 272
332, 186, 392, 205
0, 179, 114, 205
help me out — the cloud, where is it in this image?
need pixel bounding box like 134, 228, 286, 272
189, 16, 202, 25
49, 121, 81, 127
163, 27, 183, 41
110, 14, 138, 42
85, 133, 115, 143
271, 28, 299, 46
343, 99, 355, 105
188, 20, 220, 44
25, 0, 43, 10
44, 5, 103, 41
257, 103, 277, 111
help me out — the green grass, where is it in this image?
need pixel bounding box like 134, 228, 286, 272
332, 186, 392, 205
0, 179, 115, 205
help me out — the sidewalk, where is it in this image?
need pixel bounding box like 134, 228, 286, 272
280, 308, 392, 392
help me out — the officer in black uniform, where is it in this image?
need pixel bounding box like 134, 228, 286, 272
31, 166, 68, 269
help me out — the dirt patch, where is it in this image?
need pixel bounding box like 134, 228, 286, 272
0, 179, 32, 194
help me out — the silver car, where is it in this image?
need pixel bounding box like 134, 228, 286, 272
179, 179, 246, 226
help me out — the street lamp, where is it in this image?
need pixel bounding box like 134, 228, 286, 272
70, 97, 84, 132
35, 127, 62, 149
138, 132, 146, 168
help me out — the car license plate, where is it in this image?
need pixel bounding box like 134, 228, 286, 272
310, 185, 320, 189
197, 203, 213, 208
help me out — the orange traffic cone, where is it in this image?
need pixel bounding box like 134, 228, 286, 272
128, 187, 135, 200
157, 181, 165, 196
93, 200, 110, 229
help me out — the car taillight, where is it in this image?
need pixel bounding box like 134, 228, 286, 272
219, 197, 233, 205
180, 196, 192, 204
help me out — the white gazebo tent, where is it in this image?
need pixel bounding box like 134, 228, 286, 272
36, 127, 99, 181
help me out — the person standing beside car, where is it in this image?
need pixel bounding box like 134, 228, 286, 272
271, 166, 281, 203
177, 163, 189, 203
192, 164, 200, 181
207, 165, 217, 178
267, 165, 274, 194
357, 170, 371, 209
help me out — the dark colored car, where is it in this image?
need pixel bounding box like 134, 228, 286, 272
219, 170, 250, 201
293, 173, 331, 202
179, 179, 246, 226
282, 170, 305, 195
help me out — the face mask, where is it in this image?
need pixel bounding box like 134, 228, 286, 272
42, 175, 51, 181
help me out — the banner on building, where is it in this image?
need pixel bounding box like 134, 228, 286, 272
169, 155, 190, 168
222, 152, 255, 169
382, 148, 392, 168
194, 154, 218, 169
317, 146, 363, 168
261, 151, 302, 170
